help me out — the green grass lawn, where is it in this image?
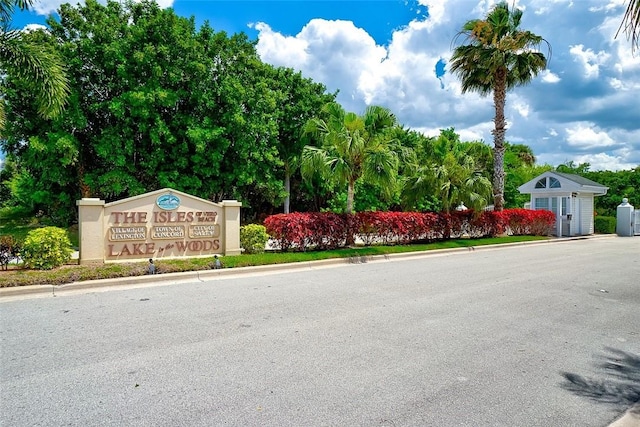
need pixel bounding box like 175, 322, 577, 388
0, 235, 548, 288
0, 207, 80, 248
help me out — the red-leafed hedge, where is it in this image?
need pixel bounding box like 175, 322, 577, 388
498, 208, 555, 236
264, 209, 554, 251
263, 212, 353, 251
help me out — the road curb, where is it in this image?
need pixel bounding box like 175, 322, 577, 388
608, 406, 640, 427
0, 234, 619, 299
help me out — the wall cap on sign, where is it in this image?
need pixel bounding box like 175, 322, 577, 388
76, 198, 105, 206
156, 193, 181, 210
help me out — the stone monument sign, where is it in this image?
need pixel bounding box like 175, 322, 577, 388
76, 188, 242, 264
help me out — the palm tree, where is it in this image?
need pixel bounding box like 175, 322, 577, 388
301, 102, 399, 214
450, 1, 549, 211
0, 0, 69, 133
616, 0, 640, 54
402, 141, 491, 213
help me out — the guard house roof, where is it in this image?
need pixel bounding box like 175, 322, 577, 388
518, 171, 608, 196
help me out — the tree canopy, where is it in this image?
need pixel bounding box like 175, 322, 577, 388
2, 0, 334, 222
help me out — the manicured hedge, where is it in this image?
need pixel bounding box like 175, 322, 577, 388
264, 209, 555, 251
498, 208, 556, 236
594, 216, 616, 234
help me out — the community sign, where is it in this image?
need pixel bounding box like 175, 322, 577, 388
77, 188, 242, 264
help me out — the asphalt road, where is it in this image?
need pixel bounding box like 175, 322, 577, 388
1, 237, 639, 427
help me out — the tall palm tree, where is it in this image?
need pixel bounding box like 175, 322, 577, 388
0, 0, 69, 133
301, 102, 399, 214
450, 1, 549, 211
616, 0, 640, 54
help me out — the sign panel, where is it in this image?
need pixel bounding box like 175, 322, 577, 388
103, 190, 224, 261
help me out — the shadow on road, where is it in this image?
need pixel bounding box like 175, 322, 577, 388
561, 347, 640, 415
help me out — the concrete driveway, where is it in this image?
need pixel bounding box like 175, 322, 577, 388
1, 237, 639, 426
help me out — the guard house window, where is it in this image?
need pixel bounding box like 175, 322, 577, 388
534, 198, 549, 210
535, 177, 561, 189
534, 197, 559, 215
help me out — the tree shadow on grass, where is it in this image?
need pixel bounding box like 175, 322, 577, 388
561, 347, 640, 415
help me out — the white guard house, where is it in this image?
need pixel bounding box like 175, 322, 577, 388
518, 171, 608, 237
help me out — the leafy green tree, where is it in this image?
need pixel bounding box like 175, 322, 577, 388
450, 1, 549, 211
0, 0, 69, 133
4, 0, 319, 222
267, 67, 335, 213
301, 102, 399, 214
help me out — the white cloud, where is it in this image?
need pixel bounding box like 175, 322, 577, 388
31, 0, 67, 15
511, 97, 531, 118
540, 70, 560, 83
572, 152, 637, 171
250, 22, 310, 67
569, 44, 611, 79
23, 23, 47, 32
565, 124, 616, 150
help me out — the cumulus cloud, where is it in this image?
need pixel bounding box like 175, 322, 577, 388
572, 152, 637, 171
540, 70, 561, 83
569, 45, 611, 79
565, 124, 617, 150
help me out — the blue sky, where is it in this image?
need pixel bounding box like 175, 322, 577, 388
8, 0, 640, 171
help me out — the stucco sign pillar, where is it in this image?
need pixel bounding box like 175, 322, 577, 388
76, 189, 242, 264
76, 198, 106, 264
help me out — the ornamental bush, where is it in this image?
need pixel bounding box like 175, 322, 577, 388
21, 227, 73, 270
500, 209, 555, 236
240, 224, 270, 254
264, 208, 551, 252
594, 216, 616, 234
264, 213, 351, 251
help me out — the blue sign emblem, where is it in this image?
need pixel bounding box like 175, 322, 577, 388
156, 193, 180, 210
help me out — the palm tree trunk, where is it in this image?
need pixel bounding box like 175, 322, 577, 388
492, 68, 508, 211
346, 180, 355, 214
284, 169, 291, 214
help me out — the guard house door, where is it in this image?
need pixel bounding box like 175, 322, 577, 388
560, 197, 571, 236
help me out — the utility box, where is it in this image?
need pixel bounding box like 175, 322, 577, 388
616, 198, 635, 237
